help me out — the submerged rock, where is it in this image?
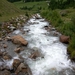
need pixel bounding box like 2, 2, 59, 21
11, 35, 28, 46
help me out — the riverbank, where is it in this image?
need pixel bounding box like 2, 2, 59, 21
40, 8, 75, 61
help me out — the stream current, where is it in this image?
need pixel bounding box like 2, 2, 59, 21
13, 14, 75, 75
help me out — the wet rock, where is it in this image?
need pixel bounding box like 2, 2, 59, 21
29, 50, 41, 59
32, 47, 39, 51
0, 38, 2, 41
35, 14, 41, 19
51, 28, 56, 31
60, 35, 70, 44
0, 51, 3, 56
44, 26, 49, 30
3, 52, 8, 56
15, 63, 32, 75
3, 44, 8, 48
13, 59, 21, 70
5, 36, 11, 41
53, 32, 59, 36
18, 55, 24, 63
0, 70, 11, 75
2, 54, 12, 60
11, 35, 28, 46
14, 48, 21, 53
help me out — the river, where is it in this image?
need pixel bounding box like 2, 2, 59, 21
13, 14, 74, 75
4, 14, 75, 75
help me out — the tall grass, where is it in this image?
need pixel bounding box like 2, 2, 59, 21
41, 9, 75, 60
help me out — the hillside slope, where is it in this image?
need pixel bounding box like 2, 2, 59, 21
0, 0, 23, 21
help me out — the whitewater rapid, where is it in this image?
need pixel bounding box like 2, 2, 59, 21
12, 14, 75, 75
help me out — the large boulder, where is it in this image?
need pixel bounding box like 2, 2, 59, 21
60, 35, 70, 44
11, 35, 28, 46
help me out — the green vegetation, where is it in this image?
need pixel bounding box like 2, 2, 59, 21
0, 0, 24, 21
40, 8, 75, 60
12, 0, 75, 60
13, 1, 48, 14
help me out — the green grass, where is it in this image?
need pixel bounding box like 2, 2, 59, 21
40, 8, 75, 60
13, 1, 48, 13
0, 0, 24, 22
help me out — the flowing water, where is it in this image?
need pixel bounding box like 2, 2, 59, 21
1, 14, 75, 75
19, 14, 75, 75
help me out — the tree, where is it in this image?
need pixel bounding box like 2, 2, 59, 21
48, 0, 57, 10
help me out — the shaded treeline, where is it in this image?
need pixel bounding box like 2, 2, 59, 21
48, 0, 75, 9
7, 0, 45, 3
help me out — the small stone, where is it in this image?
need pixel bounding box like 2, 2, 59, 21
3, 54, 12, 60
3, 44, 8, 48
6, 36, 11, 41
0, 38, 2, 41
29, 50, 40, 59
14, 48, 21, 53
0, 51, 3, 56
0, 70, 11, 75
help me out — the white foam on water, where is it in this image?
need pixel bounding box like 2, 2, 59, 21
13, 30, 21, 34
23, 14, 73, 75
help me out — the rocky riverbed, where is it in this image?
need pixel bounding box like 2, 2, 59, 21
0, 14, 75, 75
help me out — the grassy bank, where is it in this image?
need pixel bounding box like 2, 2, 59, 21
40, 8, 75, 60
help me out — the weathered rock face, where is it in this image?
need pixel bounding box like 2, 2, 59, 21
60, 35, 70, 44
11, 35, 28, 46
